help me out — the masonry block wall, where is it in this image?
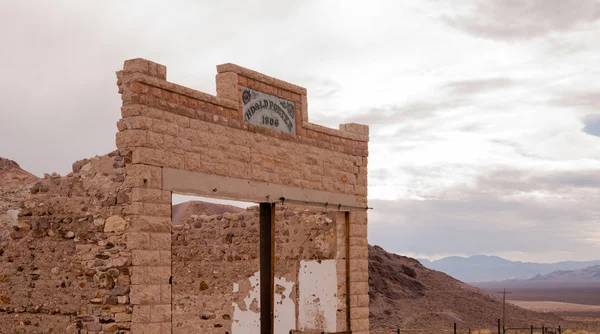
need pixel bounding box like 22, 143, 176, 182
114, 58, 370, 334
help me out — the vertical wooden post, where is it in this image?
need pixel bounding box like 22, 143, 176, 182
260, 203, 275, 334
345, 212, 351, 331
531, 325, 533, 334
454, 322, 457, 334
498, 319, 501, 334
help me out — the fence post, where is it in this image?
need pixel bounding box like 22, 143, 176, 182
454, 322, 457, 334
468, 328, 471, 334
397, 329, 401, 334
542, 325, 545, 334
498, 319, 501, 334
558, 325, 561, 334
530, 325, 533, 334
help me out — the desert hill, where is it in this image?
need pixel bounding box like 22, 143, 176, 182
172, 200, 244, 226
0, 157, 38, 243
369, 244, 566, 331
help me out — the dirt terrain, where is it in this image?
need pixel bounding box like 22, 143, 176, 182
368, 245, 576, 332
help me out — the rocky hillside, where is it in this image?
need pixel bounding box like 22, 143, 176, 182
172, 201, 244, 226
0, 158, 38, 243
369, 244, 567, 331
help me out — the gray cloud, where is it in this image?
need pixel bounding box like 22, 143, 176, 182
443, 0, 600, 40
368, 167, 600, 260
442, 78, 515, 96
551, 91, 600, 111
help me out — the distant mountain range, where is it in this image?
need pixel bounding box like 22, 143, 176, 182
418, 255, 600, 282
527, 265, 600, 282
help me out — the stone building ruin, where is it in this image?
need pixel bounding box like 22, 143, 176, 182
0, 59, 370, 333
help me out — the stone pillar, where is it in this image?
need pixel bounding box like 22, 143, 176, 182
348, 209, 370, 333
117, 58, 173, 334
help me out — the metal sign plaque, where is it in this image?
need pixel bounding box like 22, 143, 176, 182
241, 86, 296, 134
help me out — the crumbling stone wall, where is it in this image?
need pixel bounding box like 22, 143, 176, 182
0, 153, 133, 333
171, 206, 346, 333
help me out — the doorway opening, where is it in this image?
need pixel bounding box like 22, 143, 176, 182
169, 194, 349, 334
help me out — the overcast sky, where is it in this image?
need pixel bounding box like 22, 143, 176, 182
1, 0, 599, 263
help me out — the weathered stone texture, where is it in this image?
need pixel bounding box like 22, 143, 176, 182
0, 153, 133, 333
171, 206, 343, 333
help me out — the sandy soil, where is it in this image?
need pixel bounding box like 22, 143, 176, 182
509, 301, 600, 313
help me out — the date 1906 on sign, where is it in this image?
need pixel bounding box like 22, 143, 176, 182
261, 116, 279, 127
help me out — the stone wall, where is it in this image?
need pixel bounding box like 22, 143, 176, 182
0, 153, 133, 333
0, 58, 370, 334
171, 205, 347, 333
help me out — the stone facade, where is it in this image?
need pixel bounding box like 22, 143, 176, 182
0, 58, 369, 333
115, 58, 369, 334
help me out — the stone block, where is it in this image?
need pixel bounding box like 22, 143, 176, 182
161, 322, 171, 334
124, 58, 166, 80
349, 282, 369, 295
349, 271, 369, 282
125, 164, 162, 189
349, 223, 367, 238
126, 232, 151, 250
355, 294, 369, 307
128, 215, 171, 233
349, 245, 368, 260
350, 318, 370, 331
164, 151, 185, 169
132, 250, 161, 266
160, 284, 171, 304
350, 306, 369, 320
149, 233, 171, 250
131, 188, 171, 204
104, 215, 127, 232
116, 130, 148, 149
216, 72, 239, 102
125, 202, 171, 217
131, 323, 161, 334
349, 259, 368, 273
130, 284, 161, 305
150, 304, 171, 323
349, 236, 367, 247
132, 147, 165, 166
159, 250, 171, 265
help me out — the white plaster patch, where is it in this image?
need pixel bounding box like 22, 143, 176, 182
232, 271, 296, 334
298, 259, 338, 332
